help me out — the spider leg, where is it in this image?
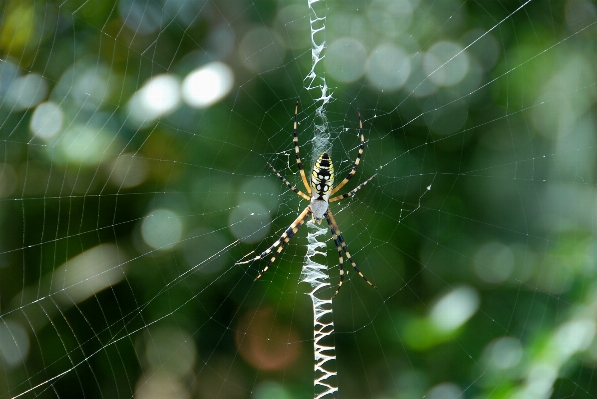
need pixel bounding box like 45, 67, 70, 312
331, 108, 366, 195
325, 209, 376, 295
236, 206, 311, 265
253, 206, 311, 281
292, 100, 312, 194
329, 173, 377, 203
324, 211, 347, 296
267, 162, 310, 201
236, 207, 311, 279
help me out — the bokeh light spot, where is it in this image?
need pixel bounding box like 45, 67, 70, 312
139, 74, 180, 116
483, 336, 523, 370
183, 228, 228, 274
462, 29, 500, 71
565, 0, 597, 32
163, 0, 207, 27
30, 101, 64, 139
0, 60, 19, 99
145, 326, 196, 377
52, 244, 125, 304
425, 382, 463, 399
238, 177, 280, 212
107, 153, 149, 188
229, 201, 271, 244
239, 27, 285, 73
50, 61, 112, 111
553, 319, 595, 356
59, 125, 116, 166
430, 286, 479, 332
141, 209, 183, 250
404, 53, 438, 97
474, 242, 515, 284
182, 62, 234, 108
135, 371, 190, 399
0, 320, 30, 368
6, 73, 47, 111
73, 66, 112, 110
424, 41, 469, 87
367, 0, 414, 37
423, 97, 468, 136
128, 74, 181, 126
526, 363, 557, 398
119, 0, 162, 35
325, 37, 367, 83
275, 5, 311, 50
367, 43, 411, 91
532, 56, 594, 140
253, 381, 293, 399
235, 308, 302, 371
534, 250, 575, 294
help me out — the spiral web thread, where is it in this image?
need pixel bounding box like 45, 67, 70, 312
299, 0, 338, 398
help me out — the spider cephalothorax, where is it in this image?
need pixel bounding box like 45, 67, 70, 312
236, 100, 377, 296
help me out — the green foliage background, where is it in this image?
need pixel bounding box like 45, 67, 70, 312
1, 0, 597, 398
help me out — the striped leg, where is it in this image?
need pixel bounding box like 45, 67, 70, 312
253, 207, 311, 281
324, 211, 347, 296
329, 173, 377, 203
293, 100, 312, 194
236, 207, 311, 274
267, 162, 310, 201
325, 210, 376, 295
331, 108, 366, 195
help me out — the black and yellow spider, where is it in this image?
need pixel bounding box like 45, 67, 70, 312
237, 101, 377, 296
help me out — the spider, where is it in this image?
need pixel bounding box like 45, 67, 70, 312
236, 100, 377, 296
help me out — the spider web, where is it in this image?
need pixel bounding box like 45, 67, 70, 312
1, 0, 597, 398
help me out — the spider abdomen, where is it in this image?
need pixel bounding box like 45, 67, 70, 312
311, 152, 335, 200
310, 198, 328, 221
309, 152, 334, 222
